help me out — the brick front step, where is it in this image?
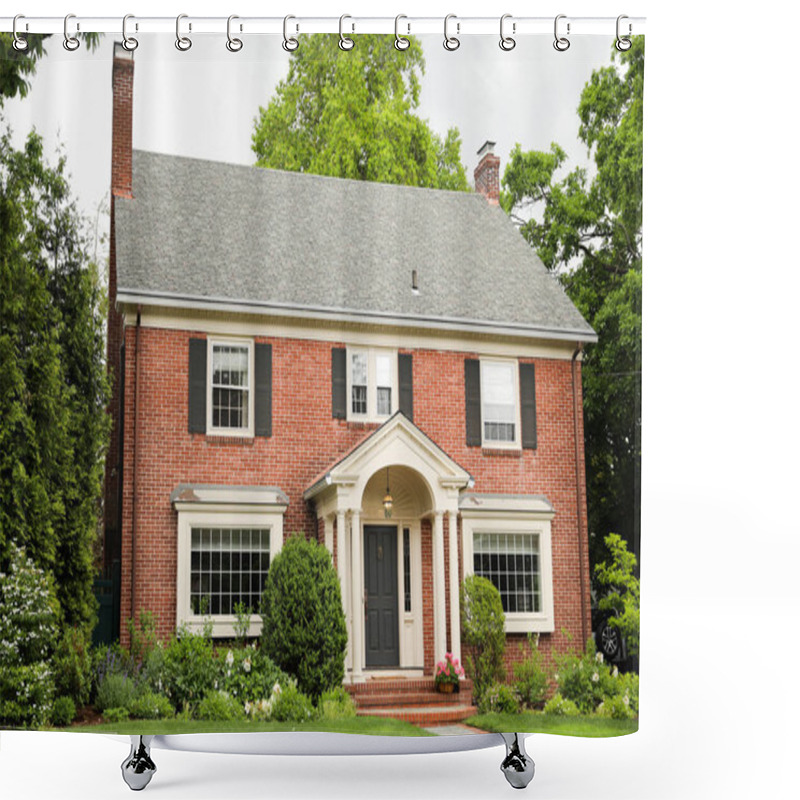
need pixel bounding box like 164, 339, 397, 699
354, 690, 473, 708
346, 678, 473, 696
356, 704, 478, 726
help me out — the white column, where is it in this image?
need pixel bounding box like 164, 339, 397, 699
337, 509, 351, 674
447, 510, 461, 667
432, 510, 446, 665
350, 508, 363, 680
323, 515, 334, 555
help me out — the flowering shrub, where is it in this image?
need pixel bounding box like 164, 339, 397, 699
435, 652, 464, 686
543, 693, 580, 716
478, 682, 519, 715
93, 643, 139, 701
96, 672, 136, 712
245, 681, 315, 723
512, 633, 549, 709
161, 625, 217, 710
216, 644, 291, 703
0, 545, 60, 728
596, 693, 636, 720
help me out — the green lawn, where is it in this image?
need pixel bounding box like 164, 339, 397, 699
466, 712, 638, 738
65, 717, 432, 737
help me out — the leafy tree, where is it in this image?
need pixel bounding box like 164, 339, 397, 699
594, 533, 640, 656
252, 34, 468, 190
501, 38, 643, 571
0, 127, 109, 628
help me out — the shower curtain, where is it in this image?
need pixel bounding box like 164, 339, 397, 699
0, 18, 642, 755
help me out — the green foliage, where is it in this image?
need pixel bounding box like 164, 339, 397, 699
216, 645, 291, 704
128, 690, 174, 720
92, 643, 138, 701
478, 682, 519, 715
252, 34, 468, 191
161, 626, 217, 711
128, 611, 159, 666
53, 626, 93, 707
50, 696, 77, 727
554, 638, 616, 714
232, 601, 253, 646
596, 692, 636, 720
0, 127, 110, 628
260, 534, 347, 700
595, 533, 640, 656
195, 690, 245, 722
0, 544, 60, 727
269, 681, 315, 723
500, 39, 644, 571
460, 575, 506, 704
542, 693, 581, 716
512, 634, 550, 710
95, 672, 136, 713
317, 687, 357, 721
102, 707, 130, 724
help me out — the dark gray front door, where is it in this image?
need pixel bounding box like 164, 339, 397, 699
364, 525, 399, 667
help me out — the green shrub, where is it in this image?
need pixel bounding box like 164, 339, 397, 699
96, 672, 136, 712
460, 575, 506, 705
103, 707, 130, 723
0, 545, 60, 728
554, 639, 616, 714
53, 626, 93, 708
128, 690, 174, 720
92, 643, 138, 701
478, 682, 519, 715
594, 533, 640, 657
614, 670, 639, 715
512, 634, 549, 710
543, 693, 580, 716
260, 534, 347, 700
128, 611, 159, 666
596, 693, 636, 720
317, 686, 356, 720
269, 681, 315, 722
162, 625, 217, 710
195, 690, 244, 722
140, 641, 168, 694
50, 696, 77, 727
217, 644, 291, 703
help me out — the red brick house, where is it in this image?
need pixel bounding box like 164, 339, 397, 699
104, 44, 596, 683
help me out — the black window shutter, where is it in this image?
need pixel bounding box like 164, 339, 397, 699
188, 338, 207, 433
254, 343, 272, 437
398, 352, 413, 421
332, 347, 347, 419
464, 358, 482, 446
520, 362, 538, 450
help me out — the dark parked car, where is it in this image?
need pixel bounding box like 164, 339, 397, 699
592, 605, 625, 662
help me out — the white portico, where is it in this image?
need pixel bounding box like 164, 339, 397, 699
304, 413, 471, 682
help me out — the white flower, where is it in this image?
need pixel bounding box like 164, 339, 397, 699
623, 694, 630, 706
591, 672, 599, 683
243, 658, 252, 673
273, 682, 282, 695
595, 652, 604, 663
225, 650, 234, 667
244, 701, 252, 715
612, 666, 619, 678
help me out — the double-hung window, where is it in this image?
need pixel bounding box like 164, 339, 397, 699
208, 339, 253, 435
347, 348, 397, 421
473, 532, 541, 614
481, 360, 519, 446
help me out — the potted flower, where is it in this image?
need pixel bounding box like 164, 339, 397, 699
434, 652, 464, 693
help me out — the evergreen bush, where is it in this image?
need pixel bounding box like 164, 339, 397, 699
260, 534, 347, 700
50, 696, 77, 727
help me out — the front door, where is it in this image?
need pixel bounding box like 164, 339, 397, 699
364, 525, 399, 667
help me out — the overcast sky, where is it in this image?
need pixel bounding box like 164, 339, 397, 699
4, 32, 615, 252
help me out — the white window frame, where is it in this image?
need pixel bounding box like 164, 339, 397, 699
480, 358, 521, 449
175, 500, 285, 638
461, 506, 555, 634
346, 347, 398, 423
207, 337, 255, 437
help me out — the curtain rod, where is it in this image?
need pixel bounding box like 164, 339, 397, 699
1, 16, 646, 37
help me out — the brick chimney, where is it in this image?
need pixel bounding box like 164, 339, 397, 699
474, 140, 500, 205
104, 42, 134, 570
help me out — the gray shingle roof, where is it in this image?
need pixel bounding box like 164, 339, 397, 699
115, 150, 595, 341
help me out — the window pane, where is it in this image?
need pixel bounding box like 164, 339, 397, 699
213, 345, 249, 387
482, 362, 517, 442
403, 528, 411, 613
375, 354, 392, 387
352, 385, 367, 414
377, 387, 392, 416
352, 352, 367, 386
473, 532, 541, 614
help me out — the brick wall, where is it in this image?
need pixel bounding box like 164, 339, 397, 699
117, 326, 590, 672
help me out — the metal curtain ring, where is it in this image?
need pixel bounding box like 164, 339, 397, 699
394, 14, 410, 51
339, 14, 354, 50
616, 15, 632, 51
122, 14, 138, 51
553, 14, 570, 52
12, 14, 28, 51
499, 14, 515, 51
226, 15, 243, 52
443, 14, 460, 51
63, 13, 80, 51
282, 15, 299, 51
176, 14, 192, 51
